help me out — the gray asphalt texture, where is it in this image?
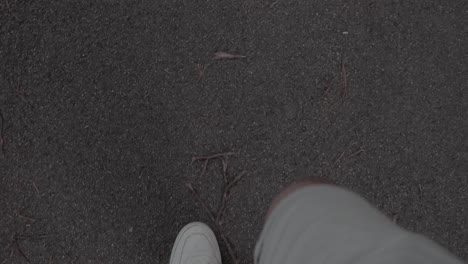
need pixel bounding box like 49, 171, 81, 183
1, 0, 467, 263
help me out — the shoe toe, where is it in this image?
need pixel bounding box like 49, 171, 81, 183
170, 222, 221, 264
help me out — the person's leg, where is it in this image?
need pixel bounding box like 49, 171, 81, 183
255, 181, 463, 264
266, 179, 332, 217
170, 222, 221, 264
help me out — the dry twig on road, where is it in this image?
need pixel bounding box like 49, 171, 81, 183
187, 152, 245, 264
214, 52, 246, 60
0, 109, 6, 156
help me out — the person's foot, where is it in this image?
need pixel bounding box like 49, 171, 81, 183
170, 222, 222, 264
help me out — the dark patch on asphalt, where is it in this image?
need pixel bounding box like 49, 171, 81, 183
1, 0, 467, 263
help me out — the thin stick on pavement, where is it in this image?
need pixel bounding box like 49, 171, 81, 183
0, 109, 5, 155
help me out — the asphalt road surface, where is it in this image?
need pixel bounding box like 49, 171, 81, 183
1, 0, 467, 263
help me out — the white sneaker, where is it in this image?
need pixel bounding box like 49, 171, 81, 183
170, 222, 222, 264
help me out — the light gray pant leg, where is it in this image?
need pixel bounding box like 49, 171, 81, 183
254, 185, 463, 264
